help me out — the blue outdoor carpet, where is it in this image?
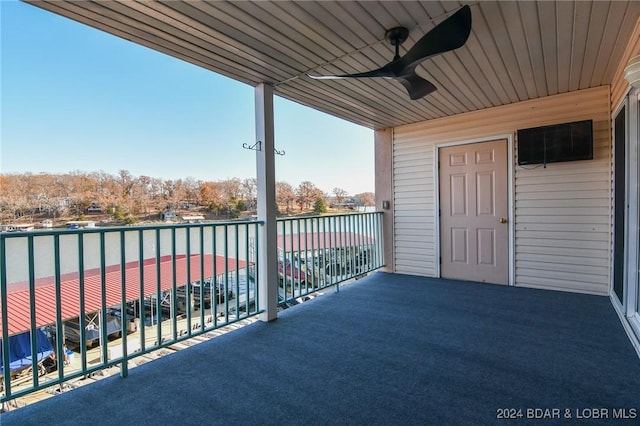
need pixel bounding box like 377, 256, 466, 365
2, 272, 639, 425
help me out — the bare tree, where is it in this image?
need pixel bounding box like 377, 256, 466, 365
132, 175, 153, 215
147, 177, 165, 212
332, 187, 348, 206
0, 174, 30, 220
276, 181, 296, 214
354, 192, 375, 207
183, 177, 199, 207
162, 179, 186, 210
96, 171, 119, 213
296, 181, 319, 211
118, 170, 135, 198
221, 178, 242, 200
67, 171, 98, 214
241, 178, 257, 210
220, 178, 243, 214
199, 181, 224, 215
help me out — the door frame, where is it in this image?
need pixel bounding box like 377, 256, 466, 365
433, 134, 515, 286
611, 89, 640, 352
612, 98, 629, 310
629, 90, 640, 343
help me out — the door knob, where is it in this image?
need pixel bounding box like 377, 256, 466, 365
499, 218, 508, 224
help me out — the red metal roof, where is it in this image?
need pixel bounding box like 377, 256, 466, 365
277, 232, 374, 252
1, 254, 247, 336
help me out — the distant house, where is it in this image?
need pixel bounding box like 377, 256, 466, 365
161, 211, 177, 222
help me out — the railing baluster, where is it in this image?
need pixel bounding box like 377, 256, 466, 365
347, 215, 352, 277
212, 224, 218, 328
27, 235, 38, 387
253, 222, 259, 313
171, 228, 177, 342
367, 212, 373, 267
138, 230, 145, 353
54, 234, 64, 387
322, 217, 328, 288
308, 218, 313, 289
301, 219, 307, 295
234, 223, 240, 319
224, 224, 229, 324
244, 222, 250, 315
199, 226, 205, 334
378, 212, 384, 267
119, 230, 128, 378
78, 233, 87, 374
99, 232, 108, 365
155, 228, 162, 348
288, 220, 294, 301
296, 218, 302, 299
186, 228, 192, 336
0, 235, 10, 398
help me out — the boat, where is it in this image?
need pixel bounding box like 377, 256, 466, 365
63, 308, 132, 349
66, 220, 96, 229
0, 329, 54, 384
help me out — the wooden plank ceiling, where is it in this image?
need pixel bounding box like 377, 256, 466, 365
25, 0, 640, 130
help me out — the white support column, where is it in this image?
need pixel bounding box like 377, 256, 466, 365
255, 83, 278, 322
375, 128, 393, 272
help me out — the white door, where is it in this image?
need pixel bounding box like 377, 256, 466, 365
439, 139, 509, 285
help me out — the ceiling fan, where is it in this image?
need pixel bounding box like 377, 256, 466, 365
307, 5, 472, 100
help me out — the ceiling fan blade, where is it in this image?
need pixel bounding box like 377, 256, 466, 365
307, 64, 395, 80
400, 5, 472, 69
396, 73, 438, 100
306, 5, 471, 100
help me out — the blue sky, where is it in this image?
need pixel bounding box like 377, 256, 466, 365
0, 1, 374, 195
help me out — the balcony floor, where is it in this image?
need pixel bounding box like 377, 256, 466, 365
3, 272, 640, 425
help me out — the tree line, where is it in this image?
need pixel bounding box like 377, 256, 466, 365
0, 170, 375, 223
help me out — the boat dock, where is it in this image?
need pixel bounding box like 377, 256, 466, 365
2, 304, 259, 411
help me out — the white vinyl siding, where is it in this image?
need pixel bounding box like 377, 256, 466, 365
393, 129, 437, 276
393, 86, 611, 295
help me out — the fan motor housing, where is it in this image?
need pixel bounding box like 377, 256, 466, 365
385, 27, 409, 46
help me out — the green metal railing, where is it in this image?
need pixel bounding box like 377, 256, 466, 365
277, 212, 384, 306
0, 212, 383, 405
0, 220, 260, 404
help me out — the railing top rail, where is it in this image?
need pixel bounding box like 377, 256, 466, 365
0, 219, 265, 238
276, 211, 382, 222
0, 212, 383, 239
